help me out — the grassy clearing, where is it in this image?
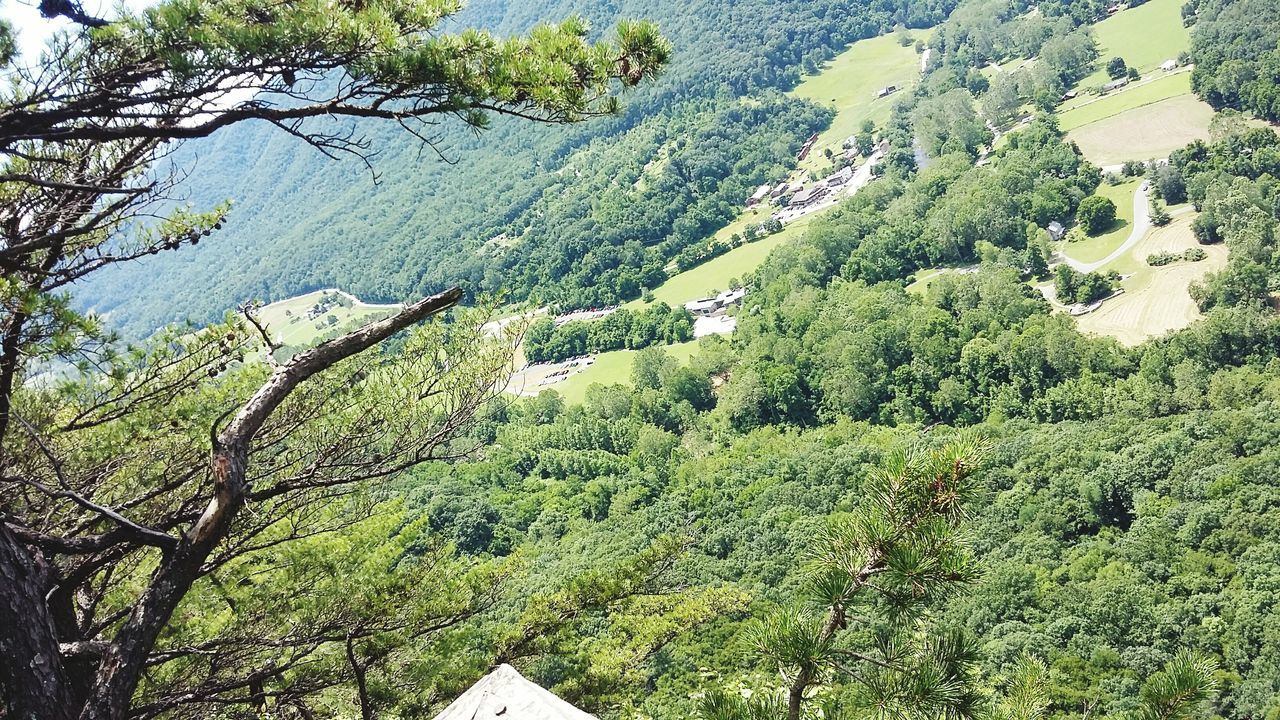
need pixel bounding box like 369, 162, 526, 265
1075, 215, 1227, 345
1073, 0, 1191, 90
546, 340, 703, 405
257, 290, 400, 348
1066, 94, 1214, 165
624, 212, 818, 311
620, 32, 918, 315
905, 267, 978, 295
1060, 179, 1140, 264
790, 32, 925, 175
1058, 72, 1193, 131
906, 269, 948, 295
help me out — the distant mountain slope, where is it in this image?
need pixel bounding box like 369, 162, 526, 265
75, 0, 959, 337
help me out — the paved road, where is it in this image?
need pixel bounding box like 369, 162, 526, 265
1058, 182, 1151, 273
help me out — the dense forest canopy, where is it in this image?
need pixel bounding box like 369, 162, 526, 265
7, 0, 1280, 716
74, 0, 959, 337
1189, 0, 1280, 122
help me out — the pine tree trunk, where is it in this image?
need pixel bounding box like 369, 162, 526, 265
0, 523, 76, 720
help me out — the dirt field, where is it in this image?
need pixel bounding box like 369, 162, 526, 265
1066, 94, 1215, 166
1074, 217, 1227, 345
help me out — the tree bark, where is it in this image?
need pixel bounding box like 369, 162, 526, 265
0, 309, 30, 454
77, 287, 462, 720
0, 522, 77, 720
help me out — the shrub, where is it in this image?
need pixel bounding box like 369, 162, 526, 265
1121, 160, 1147, 176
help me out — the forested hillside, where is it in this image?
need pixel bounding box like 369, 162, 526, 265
1189, 0, 1280, 121
75, 0, 957, 336
12, 0, 1280, 716
391, 3, 1280, 713
405, 123, 1280, 717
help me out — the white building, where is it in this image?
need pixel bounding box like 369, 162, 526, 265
684, 287, 749, 317
716, 287, 748, 306
1160, 58, 1178, 72
825, 166, 855, 187
1047, 221, 1066, 241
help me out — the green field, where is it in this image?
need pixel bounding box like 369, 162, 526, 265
625, 212, 818, 311
790, 32, 925, 174
1058, 73, 1193, 131
981, 57, 1031, 80
257, 290, 400, 348
1066, 93, 1214, 165
552, 340, 703, 404
1073, 0, 1191, 90
1060, 179, 1140, 264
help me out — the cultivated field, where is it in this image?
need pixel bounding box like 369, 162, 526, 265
1066, 94, 1215, 165
1059, 179, 1140, 264
1058, 72, 1193, 131
1072, 0, 1191, 90
256, 289, 401, 348
1075, 216, 1227, 345
790, 32, 925, 174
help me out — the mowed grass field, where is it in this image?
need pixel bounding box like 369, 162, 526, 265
1067, 94, 1214, 165
257, 290, 400, 348
1075, 216, 1227, 344
790, 32, 925, 174
1073, 0, 1191, 90
1060, 179, 1140, 264
1054, 0, 1209, 168
624, 211, 819, 311
549, 340, 703, 405
1058, 72, 1193, 131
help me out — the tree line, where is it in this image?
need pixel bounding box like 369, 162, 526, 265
523, 304, 696, 364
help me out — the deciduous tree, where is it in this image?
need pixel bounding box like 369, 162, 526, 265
0, 2, 670, 718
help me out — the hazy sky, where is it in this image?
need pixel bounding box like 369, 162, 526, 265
4, 0, 150, 65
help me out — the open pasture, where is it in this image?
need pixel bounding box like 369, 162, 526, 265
1066, 94, 1214, 166
1074, 216, 1226, 345
790, 32, 925, 174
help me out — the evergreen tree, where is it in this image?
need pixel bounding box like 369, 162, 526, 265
702, 436, 990, 720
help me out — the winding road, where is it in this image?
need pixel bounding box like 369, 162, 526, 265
1057, 182, 1151, 273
